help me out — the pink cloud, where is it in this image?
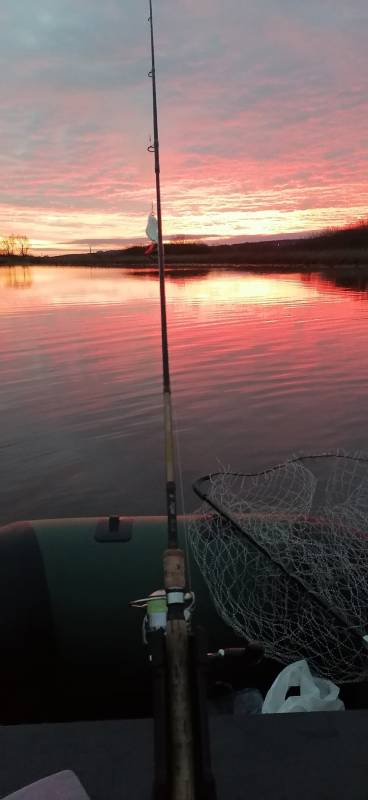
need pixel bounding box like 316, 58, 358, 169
0, 0, 367, 252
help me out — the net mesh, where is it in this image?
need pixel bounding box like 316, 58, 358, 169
189, 453, 368, 683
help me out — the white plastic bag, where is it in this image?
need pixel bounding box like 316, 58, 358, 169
262, 659, 345, 714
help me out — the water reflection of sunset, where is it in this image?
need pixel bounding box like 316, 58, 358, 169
0, 267, 326, 314
1, 265, 368, 524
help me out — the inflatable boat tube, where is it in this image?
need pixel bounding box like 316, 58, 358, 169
0, 515, 235, 722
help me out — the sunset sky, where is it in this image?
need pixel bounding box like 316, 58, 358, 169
1, 0, 367, 254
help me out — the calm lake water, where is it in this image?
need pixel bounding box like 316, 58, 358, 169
1, 265, 368, 525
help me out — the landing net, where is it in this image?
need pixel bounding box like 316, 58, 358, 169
189, 453, 368, 683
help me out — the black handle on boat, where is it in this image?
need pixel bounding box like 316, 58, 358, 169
207, 643, 264, 665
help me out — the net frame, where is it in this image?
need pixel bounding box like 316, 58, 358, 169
189, 453, 368, 683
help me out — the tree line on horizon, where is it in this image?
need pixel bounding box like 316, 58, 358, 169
0, 218, 366, 264
124, 218, 368, 255
0, 234, 30, 256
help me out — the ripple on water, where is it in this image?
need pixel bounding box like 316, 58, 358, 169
1, 266, 368, 522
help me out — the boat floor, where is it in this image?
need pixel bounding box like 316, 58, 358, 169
1, 712, 368, 799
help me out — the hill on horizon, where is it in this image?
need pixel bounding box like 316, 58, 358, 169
1, 219, 367, 267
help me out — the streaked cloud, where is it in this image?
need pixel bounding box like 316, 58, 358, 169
0, 0, 367, 252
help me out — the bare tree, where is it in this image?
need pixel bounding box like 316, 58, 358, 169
7, 234, 17, 255
18, 235, 30, 256
0, 234, 31, 256
0, 237, 11, 255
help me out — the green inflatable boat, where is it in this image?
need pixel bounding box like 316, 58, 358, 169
0, 514, 244, 724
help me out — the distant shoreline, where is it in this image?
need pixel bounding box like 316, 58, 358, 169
1, 225, 367, 273
1, 256, 368, 274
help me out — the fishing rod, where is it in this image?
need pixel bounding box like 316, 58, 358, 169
147, 2, 195, 797
145, 10, 264, 796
